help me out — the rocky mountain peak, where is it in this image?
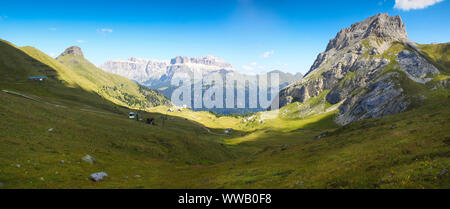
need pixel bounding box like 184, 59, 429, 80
59, 46, 84, 57
169, 55, 233, 68
277, 14, 441, 125
326, 13, 408, 52
192, 55, 233, 68
170, 56, 190, 64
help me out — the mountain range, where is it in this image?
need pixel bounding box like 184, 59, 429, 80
100, 55, 303, 114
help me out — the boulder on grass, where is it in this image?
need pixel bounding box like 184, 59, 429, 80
90, 172, 108, 182
81, 155, 95, 164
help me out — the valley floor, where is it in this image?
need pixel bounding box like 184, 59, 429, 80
0, 84, 449, 189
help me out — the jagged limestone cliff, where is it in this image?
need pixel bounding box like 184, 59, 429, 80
277, 13, 447, 125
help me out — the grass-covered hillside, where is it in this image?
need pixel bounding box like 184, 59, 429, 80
419, 43, 450, 72
55, 50, 171, 109
0, 39, 241, 188
0, 39, 449, 189
5, 41, 171, 110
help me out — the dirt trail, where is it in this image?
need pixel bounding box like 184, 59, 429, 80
2, 89, 116, 116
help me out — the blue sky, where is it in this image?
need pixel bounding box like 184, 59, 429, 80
0, 0, 449, 74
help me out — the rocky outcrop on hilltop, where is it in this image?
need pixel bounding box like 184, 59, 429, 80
277, 13, 442, 125
59, 46, 84, 57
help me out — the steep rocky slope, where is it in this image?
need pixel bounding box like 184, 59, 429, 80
277, 13, 448, 125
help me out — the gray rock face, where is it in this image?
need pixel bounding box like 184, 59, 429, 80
397, 50, 440, 84
325, 13, 407, 52
90, 172, 108, 182
277, 13, 440, 125
279, 13, 408, 108
336, 73, 410, 125
59, 46, 84, 57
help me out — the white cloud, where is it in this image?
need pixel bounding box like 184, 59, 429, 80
262, 50, 275, 58
394, 0, 444, 11
49, 52, 55, 57
378, 0, 387, 6
100, 28, 113, 33
242, 65, 254, 71
97, 28, 113, 34
49, 27, 57, 31
77, 40, 85, 43
250, 62, 257, 66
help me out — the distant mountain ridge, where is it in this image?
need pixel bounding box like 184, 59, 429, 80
100, 55, 303, 114
100, 55, 234, 88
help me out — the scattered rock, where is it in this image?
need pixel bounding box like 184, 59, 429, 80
40, 177, 45, 181
315, 133, 327, 139
295, 181, 304, 185
81, 155, 95, 164
224, 128, 233, 134
124, 176, 128, 179
90, 172, 108, 182
15, 164, 21, 168
134, 174, 141, 178
390, 125, 397, 129
48, 128, 54, 132
439, 169, 448, 177
60, 160, 65, 164
0, 182, 4, 187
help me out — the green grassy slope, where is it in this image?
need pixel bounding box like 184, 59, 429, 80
1, 86, 448, 188
0, 39, 240, 188
419, 43, 450, 73
53, 50, 171, 109
160, 89, 449, 189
